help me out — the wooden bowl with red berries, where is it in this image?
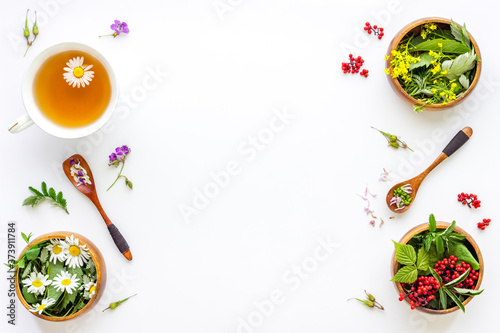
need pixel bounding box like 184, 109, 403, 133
385, 17, 481, 112
391, 221, 484, 314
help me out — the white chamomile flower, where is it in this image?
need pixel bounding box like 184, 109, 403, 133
29, 298, 56, 315
52, 270, 80, 294
62, 235, 90, 269
21, 271, 51, 296
84, 280, 97, 299
63, 56, 94, 88
46, 239, 67, 264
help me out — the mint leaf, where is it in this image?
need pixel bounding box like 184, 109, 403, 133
393, 241, 417, 266
442, 51, 476, 80
435, 235, 444, 254
424, 233, 433, 252
429, 214, 437, 232
391, 265, 418, 283
441, 221, 456, 237
416, 247, 430, 271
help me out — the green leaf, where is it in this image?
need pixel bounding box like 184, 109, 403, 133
60, 290, 78, 309
48, 188, 56, 200
28, 186, 43, 196
445, 268, 471, 287
22, 286, 37, 304
393, 241, 417, 266
391, 265, 418, 283
41, 182, 48, 196
24, 247, 40, 261
439, 288, 447, 310
450, 19, 463, 43
21, 261, 32, 279
448, 243, 480, 270
435, 235, 444, 254
424, 233, 433, 252
416, 247, 430, 271
442, 51, 477, 80
21, 232, 32, 244
430, 267, 443, 287
22, 195, 38, 207
459, 74, 470, 89
453, 287, 484, 296
444, 288, 465, 313
429, 214, 436, 232
409, 52, 435, 70
17, 255, 26, 269
441, 221, 456, 237
56, 191, 63, 202
40, 247, 49, 264
461, 23, 471, 49
411, 39, 470, 54
46, 285, 63, 305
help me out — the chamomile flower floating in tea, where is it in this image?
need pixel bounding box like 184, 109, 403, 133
29, 298, 56, 315
47, 239, 67, 264
70, 159, 92, 186
63, 235, 90, 269
63, 56, 94, 88
22, 272, 52, 296
52, 270, 81, 294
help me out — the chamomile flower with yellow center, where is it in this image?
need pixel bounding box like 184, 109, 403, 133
84, 280, 97, 299
22, 271, 52, 295
63, 56, 94, 88
29, 298, 56, 315
52, 270, 80, 294
62, 235, 90, 269
46, 239, 67, 264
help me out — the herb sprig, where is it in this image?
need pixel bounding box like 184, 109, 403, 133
23, 182, 69, 214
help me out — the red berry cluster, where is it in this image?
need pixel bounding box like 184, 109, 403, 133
364, 22, 384, 39
457, 192, 481, 208
341, 54, 369, 77
477, 218, 491, 230
399, 276, 439, 310
434, 255, 478, 289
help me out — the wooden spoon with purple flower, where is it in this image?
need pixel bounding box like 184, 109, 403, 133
62, 154, 132, 261
386, 127, 473, 213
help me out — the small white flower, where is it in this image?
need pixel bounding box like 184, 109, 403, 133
62, 235, 90, 269
52, 271, 80, 294
29, 298, 56, 315
84, 280, 97, 299
70, 159, 92, 187
46, 239, 67, 264
63, 56, 94, 88
21, 271, 51, 296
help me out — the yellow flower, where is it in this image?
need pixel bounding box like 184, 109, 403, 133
384, 54, 390, 61
384, 68, 390, 75
440, 70, 448, 75
437, 42, 443, 48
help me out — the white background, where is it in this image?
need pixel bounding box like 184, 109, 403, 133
1, 0, 499, 332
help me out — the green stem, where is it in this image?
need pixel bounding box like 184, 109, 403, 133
107, 162, 125, 191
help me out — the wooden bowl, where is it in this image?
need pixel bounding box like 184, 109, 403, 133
391, 222, 483, 314
385, 17, 481, 111
15, 231, 106, 321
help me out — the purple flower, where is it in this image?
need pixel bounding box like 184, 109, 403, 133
107, 145, 133, 191
110, 20, 129, 36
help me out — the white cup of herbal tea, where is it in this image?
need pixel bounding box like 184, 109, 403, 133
8, 42, 118, 139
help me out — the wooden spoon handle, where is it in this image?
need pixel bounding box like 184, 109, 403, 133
108, 224, 133, 261
442, 127, 473, 157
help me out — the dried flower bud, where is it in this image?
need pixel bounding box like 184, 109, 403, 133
32, 12, 39, 35
365, 290, 376, 302
23, 10, 30, 38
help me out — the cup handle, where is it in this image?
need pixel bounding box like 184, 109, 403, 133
8, 114, 34, 134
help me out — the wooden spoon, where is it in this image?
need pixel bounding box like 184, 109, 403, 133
386, 127, 473, 213
62, 154, 132, 261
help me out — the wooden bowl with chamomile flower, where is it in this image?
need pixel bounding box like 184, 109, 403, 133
385, 17, 481, 112
14, 231, 106, 321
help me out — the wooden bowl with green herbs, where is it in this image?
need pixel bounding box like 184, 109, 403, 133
385, 17, 481, 112
391, 217, 484, 314
14, 231, 106, 321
